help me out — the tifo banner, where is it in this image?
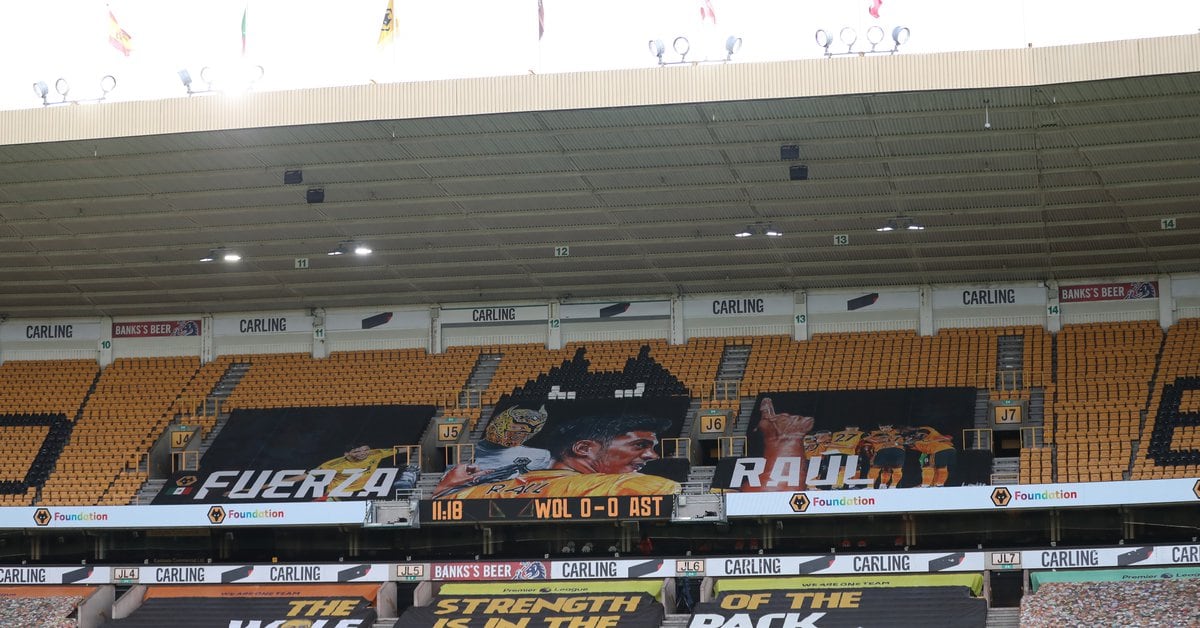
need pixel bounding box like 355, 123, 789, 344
711, 389, 987, 493
154, 405, 432, 504
724, 477, 1200, 517
688, 586, 986, 628
1029, 566, 1200, 591
705, 555, 984, 578
102, 592, 376, 627
395, 594, 662, 628
424, 397, 687, 516
1058, 281, 1159, 303
425, 348, 688, 522
111, 320, 201, 338
714, 574, 984, 595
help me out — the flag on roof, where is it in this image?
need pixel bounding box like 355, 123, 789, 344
538, 0, 545, 41
378, 0, 395, 49
241, 5, 248, 56
699, 0, 716, 24
869, 0, 883, 19
108, 9, 133, 57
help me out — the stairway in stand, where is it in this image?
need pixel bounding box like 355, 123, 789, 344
127, 362, 251, 505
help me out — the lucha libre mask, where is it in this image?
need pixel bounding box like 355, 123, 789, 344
484, 405, 548, 447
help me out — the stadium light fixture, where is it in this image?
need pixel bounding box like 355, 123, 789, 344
648, 34, 745, 66
33, 76, 117, 106
200, 247, 241, 263
815, 25, 911, 57
735, 222, 782, 238
329, 241, 373, 257
179, 64, 263, 96
724, 36, 743, 60
877, 216, 923, 232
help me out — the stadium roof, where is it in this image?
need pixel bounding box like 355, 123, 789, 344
2, 35, 1200, 318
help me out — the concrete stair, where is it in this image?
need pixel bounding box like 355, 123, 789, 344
986, 607, 1020, 628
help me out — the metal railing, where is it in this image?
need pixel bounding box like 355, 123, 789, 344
711, 380, 740, 401
1020, 426, 1045, 448
660, 437, 692, 462
963, 428, 993, 451
717, 436, 747, 459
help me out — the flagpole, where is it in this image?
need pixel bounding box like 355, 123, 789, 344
535, 0, 543, 74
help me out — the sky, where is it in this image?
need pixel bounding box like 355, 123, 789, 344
1, 0, 1198, 111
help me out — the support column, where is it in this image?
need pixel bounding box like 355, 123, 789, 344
201, 315, 214, 364
99, 317, 113, 367
1046, 282, 1061, 334
794, 292, 808, 341
548, 302, 562, 350
482, 527, 495, 556
671, 297, 685, 345
1158, 275, 1174, 331
93, 534, 107, 561
429, 307, 442, 354
311, 308, 327, 359
918, 286, 934, 336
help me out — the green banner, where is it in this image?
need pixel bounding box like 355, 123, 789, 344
716, 574, 983, 597
1030, 567, 1200, 592
441, 580, 663, 599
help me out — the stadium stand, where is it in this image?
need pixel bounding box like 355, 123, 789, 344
0, 422, 49, 506
0, 587, 89, 628
740, 326, 1050, 395
170, 354, 238, 439
1020, 576, 1200, 627
103, 584, 381, 627
480, 339, 725, 409
696, 575, 988, 628
38, 357, 200, 506
1132, 317, 1200, 480
222, 349, 476, 411
0, 359, 98, 418
1049, 321, 1163, 484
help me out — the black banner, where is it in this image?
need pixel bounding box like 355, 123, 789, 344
103, 596, 376, 627
154, 405, 432, 503
394, 594, 663, 628
688, 587, 985, 628
712, 389, 991, 492
430, 346, 691, 502
421, 495, 674, 524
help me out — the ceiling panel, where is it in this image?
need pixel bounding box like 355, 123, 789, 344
0, 71, 1198, 317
